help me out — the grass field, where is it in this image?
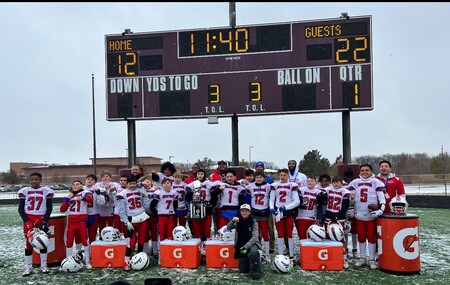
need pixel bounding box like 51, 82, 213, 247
1, 206, 449, 285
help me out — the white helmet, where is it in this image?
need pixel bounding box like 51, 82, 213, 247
327, 222, 345, 242
130, 252, 150, 271
273, 254, 292, 273
172, 226, 188, 242
390, 196, 408, 214
307, 224, 326, 242
101, 226, 120, 242
218, 226, 235, 242
60, 256, 84, 273
343, 220, 352, 236
27, 229, 49, 250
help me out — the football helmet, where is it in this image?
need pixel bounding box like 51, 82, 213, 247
307, 224, 326, 242
27, 228, 49, 250
101, 226, 120, 242
60, 256, 83, 273
273, 254, 292, 273
327, 222, 344, 242
130, 252, 150, 271
390, 196, 408, 214
172, 226, 188, 242
218, 226, 235, 242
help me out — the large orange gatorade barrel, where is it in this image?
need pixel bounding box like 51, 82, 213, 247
33, 214, 67, 266
377, 213, 420, 274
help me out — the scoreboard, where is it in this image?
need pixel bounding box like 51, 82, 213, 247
105, 16, 372, 120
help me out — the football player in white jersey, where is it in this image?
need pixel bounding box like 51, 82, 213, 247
151, 161, 176, 188
60, 180, 94, 268
322, 176, 350, 268
138, 175, 159, 258
150, 178, 179, 241
83, 174, 105, 245
295, 176, 321, 240
97, 170, 120, 236
347, 164, 386, 269
116, 176, 151, 271
113, 175, 128, 235
215, 169, 247, 229
246, 171, 272, 261
186, 169, 215, 239
269, 168, 300, 259
172, 171, 188, 228
18, 172, 54, 276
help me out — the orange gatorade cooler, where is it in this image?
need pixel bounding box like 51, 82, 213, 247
32, 214, 67, 266
160, 238, 202, 268
299, 239, 344, 271
377, 213, 421, 274
205, 240, 239, 268
91, 240, 127, 268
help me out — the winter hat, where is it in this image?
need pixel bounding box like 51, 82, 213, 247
255, 161, 265, 169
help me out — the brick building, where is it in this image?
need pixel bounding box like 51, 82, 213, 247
11, 156, 163, 184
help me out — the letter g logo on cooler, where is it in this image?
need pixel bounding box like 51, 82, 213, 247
173, 248, 183, 259
393, 227, 420, 260
105, 248, 114, 259
220, 247, 229, 258
318, 249, 329, 260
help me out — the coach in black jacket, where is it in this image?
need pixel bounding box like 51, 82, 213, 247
227, 203, 262, 280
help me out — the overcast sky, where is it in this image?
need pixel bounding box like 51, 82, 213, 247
1, 2, 449, 172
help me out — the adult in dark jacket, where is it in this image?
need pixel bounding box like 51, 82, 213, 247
227, 204, 262, 280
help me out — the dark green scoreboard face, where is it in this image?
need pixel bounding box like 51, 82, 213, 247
105, 16, 372, 121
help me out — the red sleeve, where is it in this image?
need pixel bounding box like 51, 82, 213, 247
60, 201, 69, 212
396, 178, 406, 195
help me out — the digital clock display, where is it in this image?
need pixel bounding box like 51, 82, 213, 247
178, 24, 291, 57
105, 16, 373, 121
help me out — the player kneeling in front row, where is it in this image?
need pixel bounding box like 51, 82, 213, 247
227, 204, 262, 280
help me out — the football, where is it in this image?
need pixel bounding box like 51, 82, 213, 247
368, 204, 379, 212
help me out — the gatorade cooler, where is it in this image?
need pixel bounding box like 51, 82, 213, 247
160, 238, 202, 268
32, 214, 67, 266
377, 213, 421, 274
205, 240, 239, 268
91, 240, 127, 268
299, 239, 344, 271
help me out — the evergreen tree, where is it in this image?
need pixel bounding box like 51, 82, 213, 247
298, 150, 331, 177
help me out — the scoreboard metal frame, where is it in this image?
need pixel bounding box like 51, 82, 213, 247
105, 15, 372, 121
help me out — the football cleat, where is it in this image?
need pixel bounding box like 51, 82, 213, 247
123, 262, 131, 271
355, 258, 366, 267
352, 249, 360, 259
22, 268, 33, 277
40, 266, 49, 274
368, 260, 378, 270
343, 258, 349, 269
85, 262, 92, 269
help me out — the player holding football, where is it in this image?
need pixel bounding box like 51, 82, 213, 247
347, 164, 386, 269
18, 172, 54, 276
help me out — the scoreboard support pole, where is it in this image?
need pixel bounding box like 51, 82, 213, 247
231, 114, 239, 166
127, 120, 137, 168
342, 111, 351, 164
